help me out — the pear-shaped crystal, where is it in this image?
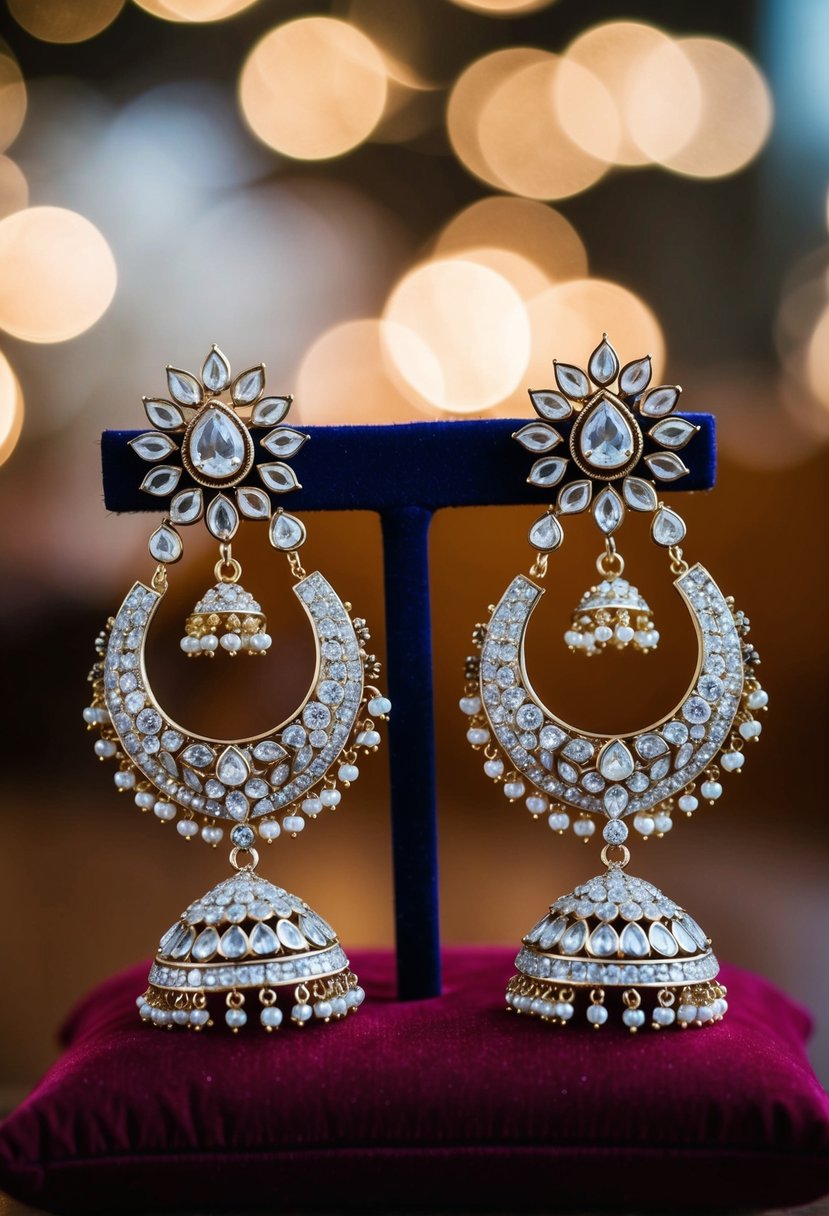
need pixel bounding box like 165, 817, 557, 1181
216, 746, 250, 787
598, 740, 635, 781
270, 511, 306, 550
140, 466, 181, 496
620, 922, 650, 958
645, 452, 689, 482
148, 525, 182, 563
144, 399, 184, 430
181, 744, 215, 769
671, 920, 698, 954
191, 926, 219, 961
237, 487, 271, 520
527, 456, 566, 488
557, 480, 592, 513
202, 347, 231, 392
528, 513, 563, 552
262, 427, 308, 457
619, 356, 652, 395
206, 494, 239, 540
130, 432, 176, 462
251, 396, 291, 426
579, 401, 635, 470
232, 365, 265, 405
623, 476, 657, 512
603, 784, 629, 817
276, 919, 308, 951
259, 462, 300, 492
640, 385, 680, 417
560, 921, 587, 955
166, 367, 202, 406
514, 423, 561, 453
650, 417, 698, 449
554, 362, 590, 400
649, 922, 678, 957
529, 390, 572, 420
170, 487, 203, 524
219, 926, 249, 960
651, 507, 686, 547
593, 486, 624, 534
588, 337, 619, 386
589, 923, 619, 957
250, 922, 280, 956
187, 407, 249, 482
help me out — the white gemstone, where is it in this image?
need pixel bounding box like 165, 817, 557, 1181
635, 733, 668, 760
170, 488, 203, 524
514, 422, 561, 453
527, 456, 567, 488
603, 819, 628, 844
651, 507, 686, 547
560, 921, 587, 954
649, 922, 678, 957
181, 744, 215, 768
276, 919, 307, 951
250, 923, 279, 955
623, 476, 657, 512
650, 418, 698, 449
604, 784, 629, 817
554, 362, 589, 399
645, 451, 689, 481
269, 511, 306, 550
140, 465, 181, 496
598, 740, 634, 781
167, 367, 202, 406
557, 480, 592, 514
220, 926, 248, 959
216, 746, 250, 787
640, 385, 680, 417
578, 401, 635, 470
149, 525, 182, 563
529, 389, 572, 420
589, 924, 619, 957
593, 486, 624, 534
620, 922, 650, 958
237, 487, 270, 519
262, 427, 308, 458
619, 356, 652, 395
588, 337, 619, 386
206, 494, 239, 540
187, 407, 248, 481
232, 365, 265, 405
144, 398, 185, 430
528, 513, 562, 552
260, 462, 299, 493
130, 432, 176, 462
251, 395, 291, 426
202, 347, 231, 392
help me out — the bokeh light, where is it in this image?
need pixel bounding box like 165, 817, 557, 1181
296, 319, 441, 424
434, 195, 588, 284
0, 206, 117, 343
0, 49, 27, 154
448, 0, 555, 13
134, 0, 258, 22
0, 348, 24, 466
477, 54, 611, 198
383, 258, 531, 413
239, 17, 388, 160
0, 155, 27, 217
632, 37, 773, 177
806, 303, 829, 411
8, 0, 124, 43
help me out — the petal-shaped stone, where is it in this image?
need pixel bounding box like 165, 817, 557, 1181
578, 401, 636, 470
206, 493, 239, 540
299, 915, 329, 948
187, 407, 249, 482
202, 346, 231, 392
623, 476, 657, 512
640, 385, 680, 417
559, 920, 587, 955
237, 486, 271, 519
679, 914, 708, 949
191, 926, 220, 961
619, 356, 652, 395
650, 417, 698, 449
181, 744, 215, 769
649, 922, 678, 957
250, 922, 280, 956
166, 367, 203, 406
527, 456, 566, 488
635, 733, 668, 760
232, 365, 265, 405
671, 920, 698, 954
216, 746, 250, 787
144, 398, 184, 430
276, 919, 308, 951
130, 432, 176, 462
262, 427, 308, 458
588, 336, 619, 386
219, 925, 249, 960
529, 389, 572, 420
170, 487, 203, 524
620, 922, 650, 958
554, 361, 590, 400
562, 738, 594, 763
603, 785, 629, 817
598, 740, 635, 781
651, 506, 686, 547
514, 422, 561, 453
557, 479, 592, 514
140, 465, 181, 496
645, 452, 689, 481
528, 513, 562, 552
260, 462, 300, 493
149, 524, 182, 563
270, 511, 306, 550
251, 395, 291, 426
252, 741, 286, 762
538, 915, 567, 951
589, 923, 619, 957
593, 485, 624, 535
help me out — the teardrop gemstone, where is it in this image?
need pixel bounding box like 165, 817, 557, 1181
578, 401, 636, 470
598, 740, 635, 782
186, 406, 249, 482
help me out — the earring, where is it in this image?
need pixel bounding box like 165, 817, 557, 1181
85, 347, 390, 1032
462, 335, 767, 1032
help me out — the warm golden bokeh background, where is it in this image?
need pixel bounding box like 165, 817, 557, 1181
0, 0, 827, 1111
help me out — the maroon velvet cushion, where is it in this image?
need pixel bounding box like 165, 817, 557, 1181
1, 949, 827, 1214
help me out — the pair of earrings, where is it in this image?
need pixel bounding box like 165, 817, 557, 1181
85, 338, 766, 1034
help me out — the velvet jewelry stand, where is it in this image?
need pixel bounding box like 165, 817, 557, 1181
1, 417, 828, 1216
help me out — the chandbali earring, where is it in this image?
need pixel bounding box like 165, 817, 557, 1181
462, 336, 767, 1032
84, 347, 390, 1032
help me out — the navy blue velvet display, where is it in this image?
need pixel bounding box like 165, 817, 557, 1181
101, 417, 716, 999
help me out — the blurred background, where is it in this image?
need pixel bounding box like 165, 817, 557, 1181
0, 0, 827, 1106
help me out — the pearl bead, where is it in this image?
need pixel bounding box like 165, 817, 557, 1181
154, 801, 176, 821
368, 695, 391, 716
180, 636, 200, 654
484, 758, 504, 779
678, 794, 698, 813
338, 763, 359, 783
595, 625, 613, 643
291, 1003, 313, 1023
721, 751, 744, 772
173, 1009, 189, 1025
587, 1004, 608, 1025
220, 633, 242, 652
652, 1007, 675, 1026
283, 815, 304, 833
696, 1004, 714, 1023
250, 633, 271, 651
83, 707, 98, 724
358, 729, 381, 748
466, 727, 490, 746
648, 630, 660, 646
653, 813, 672, 832
176, 819, 198, 838
573, 818, 595, 837
225, 1008, 247, 1029
564, 630, 581, 647
548, 811, 570, 832
459, 695, 481, 715
634, 814, 655, 836
320, 789, 341, 807
701, 780, 723, 801
201, 825, 223, 844
302, 797, 323, 817
738, 719, 761, 741
622, 1008, 645, 1028
190, 1009, 209, 1026
114, 770, 135, 790
616, 625, 634, 644
258, 820, 280, 840
747, 689, 768, 710
94, 739, 117, 758
503, 780, 525, 799
135, 791, 155, 808
633, 631, 647, 647
554, 1002, 574, 1021
314, 1001, 333, 1020
261, 1006, 282, 1028
199, 634, 219, 652
352, 986, 366, 1006
525, 795, 547, 816
677, 1003, 697, 1025
331, 997, 348, 1016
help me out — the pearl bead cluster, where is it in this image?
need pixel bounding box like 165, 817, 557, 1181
506, 980, 727, 1032
137, 980, 365, 1033
564, 613, 660, 656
